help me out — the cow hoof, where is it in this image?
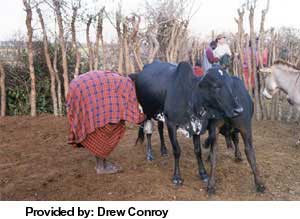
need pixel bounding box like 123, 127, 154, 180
147, 154, 154, 161
199, 172, 209, 182
160, 147, 168, 157
207, 186, 216, 195
256, 183, 266, 193
172, 176, 183, 186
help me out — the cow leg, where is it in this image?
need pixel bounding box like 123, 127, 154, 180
144, 120, 154, 161
205, 127, 214, 162
223, 124, 233, 149
193, 134, 208, 182
167, 122, 183, 186
207, 126, 218, 195
158, 121, 168, 156
232, 131, 242, 162
204, 122, 214, 149
224, 134, 233, 149
240, 128, 266, 193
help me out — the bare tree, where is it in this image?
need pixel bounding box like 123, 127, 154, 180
235, 7, 245, 79
0, 61, 5, 116
145, 0, 193, 62
94, 7, 105, 70
257, 0, 270, 68
71, 1, 81, 77
130, 14, 143, 71
100, 21, 107, 70
86, 15, 94, 71
269, 29, 277, 120
167, 21, 188, 62
189, 38, 203, 67
245, 33, 253, 94
23, 0, 37, 116
53, 41, 63, 115
115, 7, 140, 73
277, 91, 284, 121
116, 7, 124, 73
53, 0, 69, 98
37, 7, 58, 116
122, 17, 134, 74
247, 0, 263, 120
257, 0, 270, 120
147, 23, 160, 63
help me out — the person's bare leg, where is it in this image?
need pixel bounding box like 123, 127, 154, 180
95, 156, 122, 174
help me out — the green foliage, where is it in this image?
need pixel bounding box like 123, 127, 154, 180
3, 40, 76, 115
7, 85, 30, 115
36, 77, 52, 114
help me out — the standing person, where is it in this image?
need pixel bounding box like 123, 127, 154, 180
202, 41, 219, 72
67, 70, 145, 175
214, 34, 232, 59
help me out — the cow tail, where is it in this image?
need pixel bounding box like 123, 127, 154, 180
135, 124, 145, 146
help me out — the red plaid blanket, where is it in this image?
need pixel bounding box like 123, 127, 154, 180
66, 71, 145, 144
81, 122, 126, 158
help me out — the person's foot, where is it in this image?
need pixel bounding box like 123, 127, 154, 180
95, 160, 122, 175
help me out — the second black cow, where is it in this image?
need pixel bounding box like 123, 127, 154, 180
129, 60, 242, 186
203, 76, 265, 194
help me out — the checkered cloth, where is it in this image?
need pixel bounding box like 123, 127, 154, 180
66, 70, 145, 144
81, 122, 126, 158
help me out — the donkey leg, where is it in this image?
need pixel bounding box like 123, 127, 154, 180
240, 128, 265, 193
144, 120, 154, 161
193, 134, 208, 182
158, 121, 168, 156
167, 122, 183, 186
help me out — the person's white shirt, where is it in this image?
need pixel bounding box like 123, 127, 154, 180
214, 44, 232, 58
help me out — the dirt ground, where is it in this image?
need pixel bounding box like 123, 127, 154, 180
0, 115, 300, 200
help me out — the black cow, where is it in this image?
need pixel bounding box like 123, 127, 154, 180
129, 60, 243, 186
204, 76, 265, 194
